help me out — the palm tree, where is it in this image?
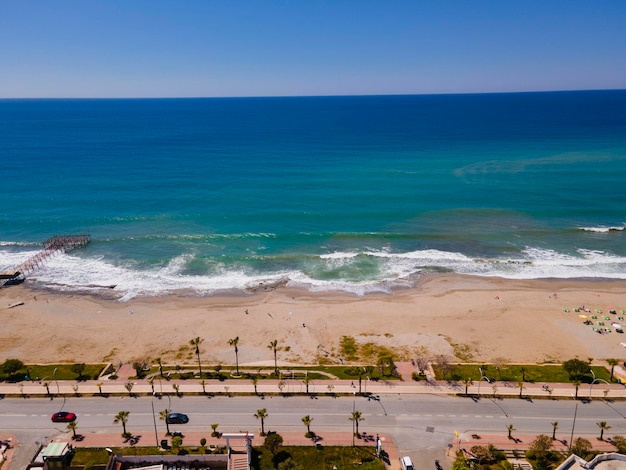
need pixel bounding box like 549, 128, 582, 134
357, 368, 365, 394
551, 421, 558, 440
113, 411, 130, 436
190, 336, 204, 378
228, 337, 240, 375
303, 375, 311, 395
125, 381, 134, 397
254, 408, 268, 435
43, 382, 50, 396
268, 339, 279, 374
211, 423, 220, 437
251, 375, 259, 395
156, 357, 163, 376
67, 421, 78, 440
302, 415, 313, 436
160, 409, 171, 435
597, 421, 611, 440
463, 377, 472, 396
607, 358, 619, 381
517, 380, 525, 399
573, 380, 581, 399
349, 410, 364, 436
506, 424, 515, 440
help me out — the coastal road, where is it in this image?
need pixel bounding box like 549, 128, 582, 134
2, 394, 626, 456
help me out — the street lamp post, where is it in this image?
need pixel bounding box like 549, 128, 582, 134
477, 368, 490, 398
588, 369, 610, 398
568, 394, 578, 452
352, 392, 356, 446
151, 399, 159, 448
52, 367, 60, 396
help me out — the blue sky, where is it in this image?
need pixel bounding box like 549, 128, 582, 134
1, 1, 625, 98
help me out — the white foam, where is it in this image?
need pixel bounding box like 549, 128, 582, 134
319, 251, 359, 259
0, 249, 41, 270
7, 244, 626, 301
579, 225, 625, 233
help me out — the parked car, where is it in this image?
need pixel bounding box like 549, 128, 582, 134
51, 411, 77, 423
166, 412, 189, 424
400, 456, 415, 470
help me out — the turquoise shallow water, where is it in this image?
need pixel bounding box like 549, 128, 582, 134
1, 91, 626, 298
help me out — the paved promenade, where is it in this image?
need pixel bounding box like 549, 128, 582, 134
1, 375, 625, 400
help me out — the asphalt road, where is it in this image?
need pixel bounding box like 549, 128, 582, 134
2, 394, 626, 467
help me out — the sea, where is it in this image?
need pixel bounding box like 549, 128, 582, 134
1, 90, 626, 300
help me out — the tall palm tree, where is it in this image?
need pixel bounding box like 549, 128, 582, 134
254, 408, 268, 435
302, 415, 313, 435
349, 410, 364, 436
573, 380, 581, 399
357, 367, 368, 394
67, 421, 78, 440
190, 337, 204, 378
551, 421, 558, 440
607, 358, 619, 381
228, 337, 240, 375
160, 409, 172, 435
463, 377, 472, 396
268, 339, 278, 374
506, 424, 515, 440
597, 421, 611, 440
517, 380, 525, 399
114, 411, 130, 436
250, 375, 259, 395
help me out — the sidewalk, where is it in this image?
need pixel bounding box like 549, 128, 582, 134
2, 375, 625, 399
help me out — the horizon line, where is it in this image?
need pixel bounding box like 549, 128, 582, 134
1, 87, 625, 101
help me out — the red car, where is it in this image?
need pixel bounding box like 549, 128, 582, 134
51, 411, 76, 423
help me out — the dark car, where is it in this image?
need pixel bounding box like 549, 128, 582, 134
166, 413, 189, 424
51, 411, 77, 423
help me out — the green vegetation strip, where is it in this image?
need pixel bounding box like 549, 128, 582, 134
432, 364, 612, 384
71, 446, 385, 470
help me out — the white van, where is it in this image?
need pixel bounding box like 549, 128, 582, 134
400, 456, 415, 470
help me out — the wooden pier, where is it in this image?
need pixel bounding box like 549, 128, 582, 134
0, 234, 90, 287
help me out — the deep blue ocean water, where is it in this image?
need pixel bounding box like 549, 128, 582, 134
1, 91, 626, 299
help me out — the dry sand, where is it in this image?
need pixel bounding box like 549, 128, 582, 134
1, 274, 626, 367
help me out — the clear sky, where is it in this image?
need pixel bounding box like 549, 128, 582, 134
2, 0, 625, 98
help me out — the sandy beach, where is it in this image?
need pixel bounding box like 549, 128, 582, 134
1, 274, 625, 367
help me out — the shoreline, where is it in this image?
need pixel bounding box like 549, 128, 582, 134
1, 274, 626, 367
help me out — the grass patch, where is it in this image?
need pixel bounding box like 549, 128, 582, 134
340, 336, 359, 361
70, 446, 385, 470
447, 338, 475, 361
0, 364, 107, 382
433, 363, 611, 384
253, 445, 384, 470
